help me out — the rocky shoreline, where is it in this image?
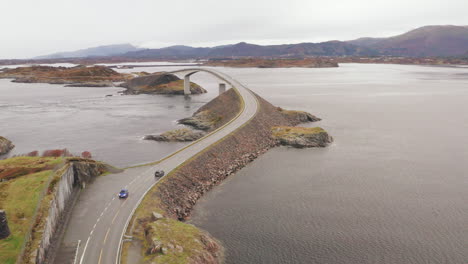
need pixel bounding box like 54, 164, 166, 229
0, 65, 130, 87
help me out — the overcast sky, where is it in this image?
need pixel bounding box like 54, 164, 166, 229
1, 0, 467, 59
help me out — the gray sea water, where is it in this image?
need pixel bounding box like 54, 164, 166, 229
1, 63, 467, 263
190, 64, 468, 264
0, 67, 220, 167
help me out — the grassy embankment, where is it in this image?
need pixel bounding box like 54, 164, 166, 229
0, 157, 63, 264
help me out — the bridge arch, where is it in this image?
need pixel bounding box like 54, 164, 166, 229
169, 68, 229, 95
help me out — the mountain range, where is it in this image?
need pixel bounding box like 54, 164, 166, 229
35, 44, 142, 59
36, 25, 468, 59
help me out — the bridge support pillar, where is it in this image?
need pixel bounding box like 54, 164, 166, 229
184, 75, 191, 95
219, 83, 226, 94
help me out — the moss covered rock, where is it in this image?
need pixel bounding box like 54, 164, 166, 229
272, 126, 333, 148
144, 128, 206, 142
277, 107, 321, 124
144, 217, 221, 264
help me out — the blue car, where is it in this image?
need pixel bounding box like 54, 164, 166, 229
118, 189, 129, 199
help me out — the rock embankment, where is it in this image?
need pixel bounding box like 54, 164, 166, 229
133, 90, 331, 263
144, 129, 206, 142
145, 88, 241, 142
178, 88, 242, 131
272, 126, 333, 148
119, 73, 206, 95
153, 93, 322, 220
0, 137, 14, 155
0, 65, 129, 86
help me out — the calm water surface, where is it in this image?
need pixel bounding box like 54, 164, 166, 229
0, 67, 220, 167
190, 64, 468, 264
1, 63, 467, 263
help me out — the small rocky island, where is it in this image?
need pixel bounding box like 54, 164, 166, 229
119, 73, 207, 95
0, 137, 14, 155
204, 58, 339, 68
272, 126, 333, 148
0, 65, 131, 86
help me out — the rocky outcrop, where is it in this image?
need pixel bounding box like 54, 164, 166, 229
178, 88, 242, 131
144, 216, 221, 264
144, 128, 206, 142
277, 108, 321, 123
272, 126, 333, 148
0, 65, 129, 86
119, 73, 207, 95
0, 136, 14, 155
178, 111, 222, 131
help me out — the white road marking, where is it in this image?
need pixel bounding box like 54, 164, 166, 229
79, 236, 91, 264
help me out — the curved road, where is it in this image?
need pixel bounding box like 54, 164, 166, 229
57, 69, 258, 264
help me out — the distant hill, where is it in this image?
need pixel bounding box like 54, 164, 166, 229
348, 25, 468, 57
31, 25, 468, 60
36, 44, 142, 59
123, 41, 377, 59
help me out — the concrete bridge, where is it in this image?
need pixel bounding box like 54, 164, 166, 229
169, 68, 229, 95
55, 68, 259, 264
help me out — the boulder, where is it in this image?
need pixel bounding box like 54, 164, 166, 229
151, 212, 164, 221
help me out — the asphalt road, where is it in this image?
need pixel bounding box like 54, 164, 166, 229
57, 68, 259, 264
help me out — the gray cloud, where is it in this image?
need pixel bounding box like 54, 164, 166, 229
1, 0, 467, 59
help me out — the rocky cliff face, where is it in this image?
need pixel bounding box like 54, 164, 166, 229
23, 158, 120, 264
0, 136, 14, 155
